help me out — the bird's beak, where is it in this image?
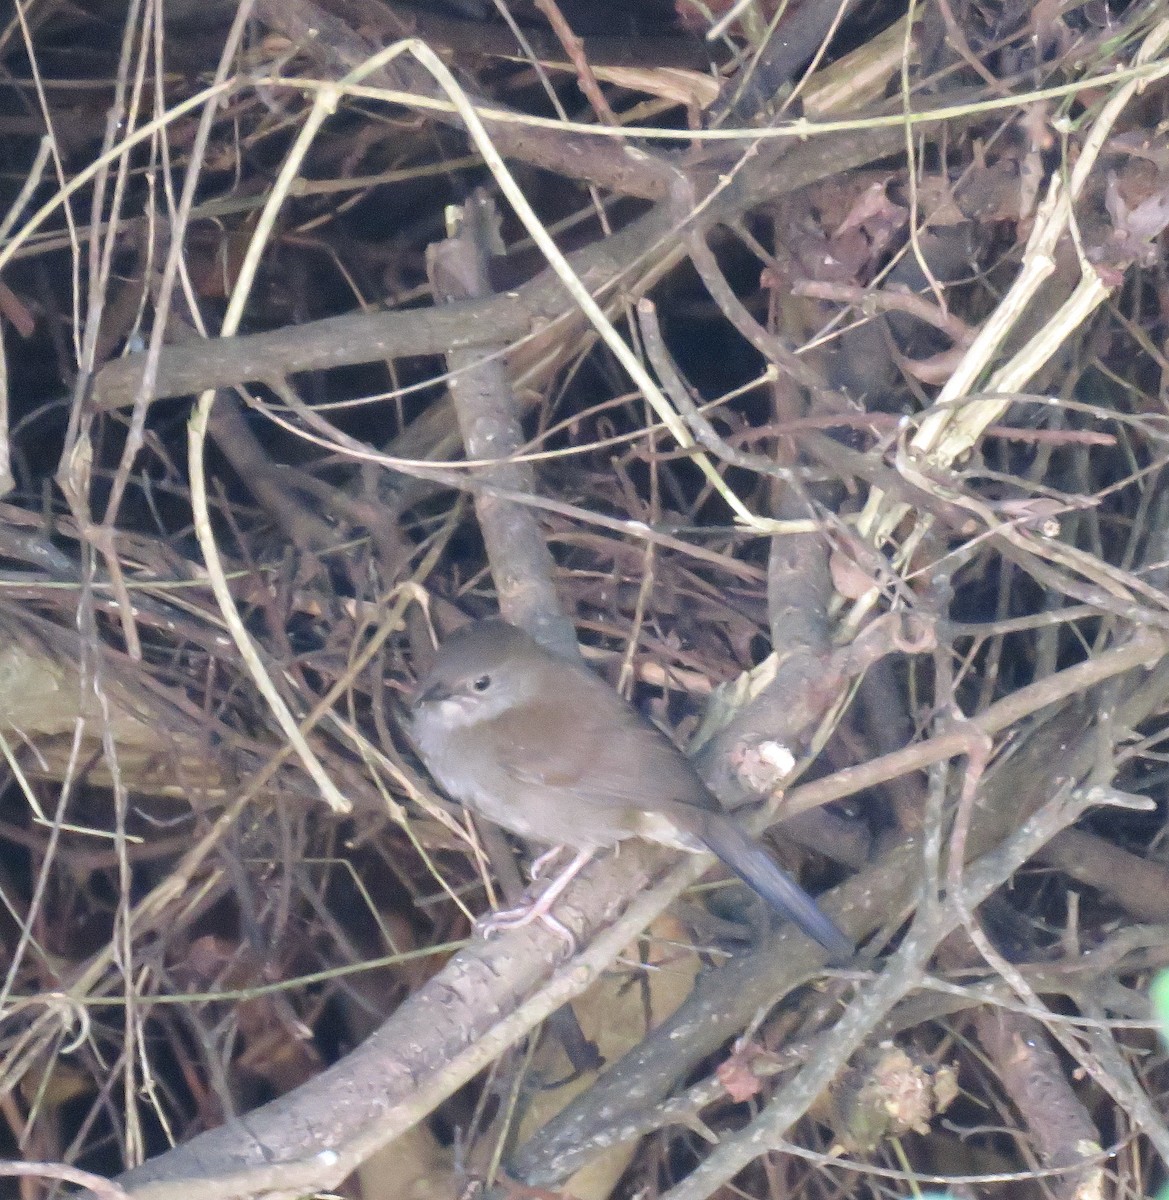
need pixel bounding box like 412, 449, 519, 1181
412, 681, 451, 708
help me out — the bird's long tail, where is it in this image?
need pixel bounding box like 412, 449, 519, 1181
693, 811, 854, 962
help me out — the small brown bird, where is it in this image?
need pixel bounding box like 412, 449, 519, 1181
410, 618, 852, 959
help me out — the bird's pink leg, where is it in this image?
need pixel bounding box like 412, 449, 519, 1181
528, 844, 569, 880
478, 848, 595, 945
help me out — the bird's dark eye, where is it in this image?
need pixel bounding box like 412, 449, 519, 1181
471, 674, 492, 692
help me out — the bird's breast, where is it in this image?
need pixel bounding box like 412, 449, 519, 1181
414, 714, 641, 850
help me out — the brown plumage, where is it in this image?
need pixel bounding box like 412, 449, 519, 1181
411, 619, 852, 960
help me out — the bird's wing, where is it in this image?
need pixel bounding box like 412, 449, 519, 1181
492, 670, 713, 814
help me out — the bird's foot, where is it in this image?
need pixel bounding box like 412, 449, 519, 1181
475, 847, 595, 954
477, 901, 575, 952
